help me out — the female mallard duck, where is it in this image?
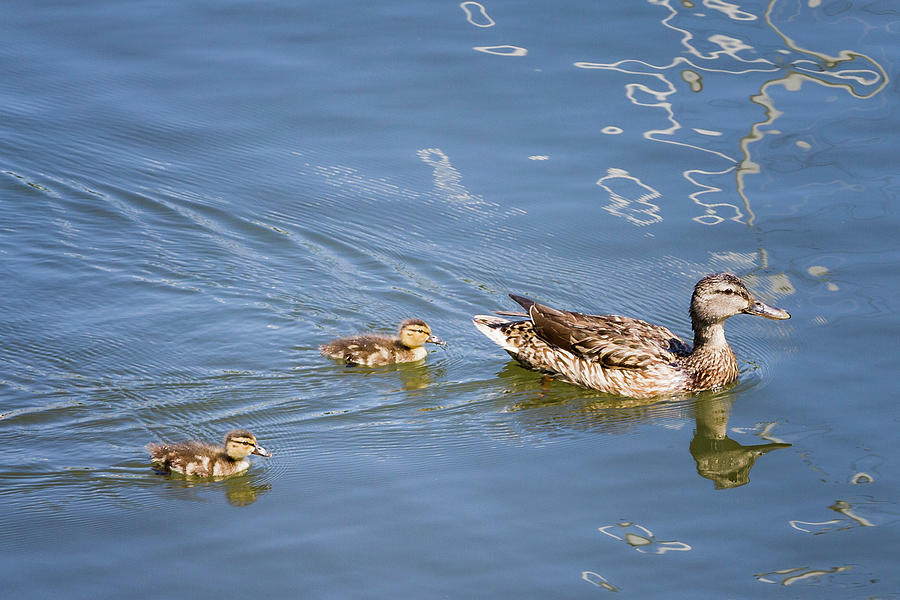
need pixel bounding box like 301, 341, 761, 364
473, 273, 790, 399
320, 318, 445, 366
146, 429, 272, 477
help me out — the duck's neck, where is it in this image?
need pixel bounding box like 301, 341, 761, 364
225, 449, 249, 462
692, 319, 728, 349
688, 319, 739, 389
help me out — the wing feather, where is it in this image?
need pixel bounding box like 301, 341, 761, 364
513, 296, 688, 369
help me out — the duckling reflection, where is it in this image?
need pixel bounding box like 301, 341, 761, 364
320, 318, 445, 366
223, 477, 271, 506
690, 396, 790, 489
147, 429, 272, 478
394, 360, 446, 391
155, 473, 272, 506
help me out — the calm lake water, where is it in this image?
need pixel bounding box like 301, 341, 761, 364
2, 1, 898, 598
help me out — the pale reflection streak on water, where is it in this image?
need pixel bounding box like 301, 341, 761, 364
572, 0, 888, 226
754, 565, 853, 586
452, 0, 889, 284
596, 168, 663, 226
598, 521, 692, 554
459, 1, 495, 29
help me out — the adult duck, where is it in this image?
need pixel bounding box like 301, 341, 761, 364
473, 273, 790, 398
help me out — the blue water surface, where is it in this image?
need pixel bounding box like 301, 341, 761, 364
1, 1, 899, 598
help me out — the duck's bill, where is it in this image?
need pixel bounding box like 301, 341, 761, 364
427, 335, 446, 345
743, 299, 791, 320
253, 445, 272, 457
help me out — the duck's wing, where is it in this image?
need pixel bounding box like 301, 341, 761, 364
510, 294, 687, 369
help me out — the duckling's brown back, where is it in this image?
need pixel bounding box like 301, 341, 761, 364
320, 334, 401, 366
146, 440, 224, 477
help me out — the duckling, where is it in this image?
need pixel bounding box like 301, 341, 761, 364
146, 429, 272, 477
320, 318, 445, 366
473, 273, 790, 398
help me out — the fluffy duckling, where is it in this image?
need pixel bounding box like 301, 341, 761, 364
146, 429, 272, 477
320, 318, 445, 366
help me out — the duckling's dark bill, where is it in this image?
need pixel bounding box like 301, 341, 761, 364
253, 445, 272, 457
427, 335, 446, 345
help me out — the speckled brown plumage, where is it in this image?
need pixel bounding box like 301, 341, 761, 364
473, 273, 790, 399
146, 429, 272, 477
320, 318, 444, 366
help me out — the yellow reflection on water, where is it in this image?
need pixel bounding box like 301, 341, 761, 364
151, 473, 271, 507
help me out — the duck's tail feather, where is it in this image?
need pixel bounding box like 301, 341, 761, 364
508, 294, 537, 312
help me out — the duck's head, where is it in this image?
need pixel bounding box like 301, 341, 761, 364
398, 318, 445, 348
224, 430, 272, 460
690, 273, 791, 326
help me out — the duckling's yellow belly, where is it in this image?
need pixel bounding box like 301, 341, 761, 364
357, 345, 426, 366
212, 458, 250, 477
176, 456, 249, 477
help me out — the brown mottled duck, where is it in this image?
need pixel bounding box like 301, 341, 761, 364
473, 273, 790, 398
147, 429, 272, 477
320, 318, 445, 366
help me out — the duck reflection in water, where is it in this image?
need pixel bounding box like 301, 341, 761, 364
690, 395, 791, 489
494, 369, 790, 488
